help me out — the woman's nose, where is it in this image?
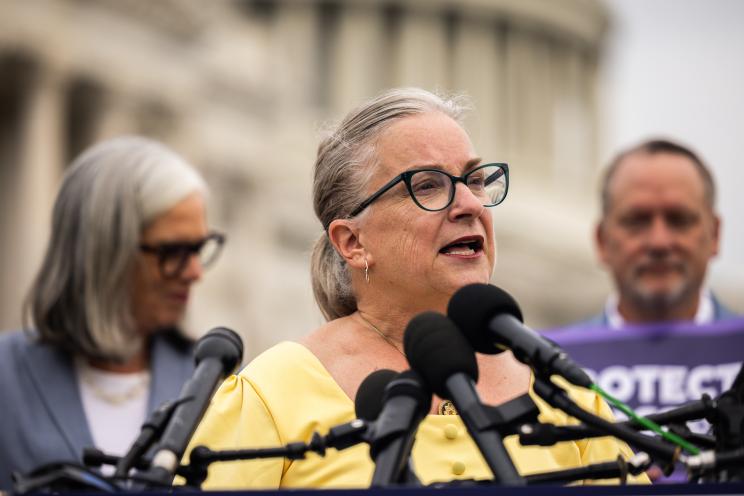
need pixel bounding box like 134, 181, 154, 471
447, 182, 485, 220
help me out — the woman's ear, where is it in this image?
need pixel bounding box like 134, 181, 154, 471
327, 219, 366, 270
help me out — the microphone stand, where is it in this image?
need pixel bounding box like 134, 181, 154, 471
182, 420, 371, 488
366, 371, 429, 487
520, 422, 715, 450
687, 448, 744, 481
113, 398, 186, 479
519, 394, 718, 448
136, 390, 538, 490
451, 391, 540, 485
531, 375, 682, 476
524, 452, 652, 485
84, 448, 150, 473
82, 442, 311, 491
483, 393, 543, 437
432, 453, 652, 489
11, 462, 122, 495
181, 443, 312, 487
77, 419, 372, 489
695, 372, 744, 482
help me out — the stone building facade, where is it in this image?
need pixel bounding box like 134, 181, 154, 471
0, 0, 611, 359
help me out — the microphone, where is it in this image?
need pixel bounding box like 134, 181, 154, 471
286, 370, 400, 457
145, 327, 243, 485
404, 312, 524, 485
304, 369, 397, 466
448, 284, 592, 388
355, 369, 399, 421
357, 369, 431, 487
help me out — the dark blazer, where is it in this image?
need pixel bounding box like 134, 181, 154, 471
583, 293, 738, 328
0, 330, 194, 489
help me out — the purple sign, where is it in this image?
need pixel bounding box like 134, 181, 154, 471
545, 318, 744, 420
544, 318, 744, 482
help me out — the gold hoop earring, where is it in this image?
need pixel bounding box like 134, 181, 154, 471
364, 257, 369, 284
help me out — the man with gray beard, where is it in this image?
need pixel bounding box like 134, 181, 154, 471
589, 139, 735, 327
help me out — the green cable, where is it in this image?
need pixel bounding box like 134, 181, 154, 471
589, 383, 700, 455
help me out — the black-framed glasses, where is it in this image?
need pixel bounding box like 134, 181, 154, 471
349, 163, 509, 217
140, 231, 226, 279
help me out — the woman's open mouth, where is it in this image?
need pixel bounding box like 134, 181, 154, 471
439, 236, 484, 257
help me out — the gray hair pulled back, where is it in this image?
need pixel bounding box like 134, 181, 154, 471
26, 136, 207, 362
311, 88, 468, 321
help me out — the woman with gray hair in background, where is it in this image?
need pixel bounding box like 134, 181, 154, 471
188, 88, 646, 489
0, 136, 225, 489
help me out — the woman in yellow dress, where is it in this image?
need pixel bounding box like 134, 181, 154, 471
187, 88, 648, 488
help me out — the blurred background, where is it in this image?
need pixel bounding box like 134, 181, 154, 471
1, 0, 741, 361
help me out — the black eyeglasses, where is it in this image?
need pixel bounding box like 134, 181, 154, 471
140, 232, 226, 279
349, 163, 509, 217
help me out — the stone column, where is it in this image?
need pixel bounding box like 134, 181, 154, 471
451, 17, 507, 161
94, 91, 138, 141
550, 45, 596, 202
504, 28, 554, 185
0, 64, 65, 329
329, 4, 387, 116
393, 7, 448, 90
272, 2, 322, 113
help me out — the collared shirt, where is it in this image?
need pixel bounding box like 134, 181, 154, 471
604, 289, 715, 330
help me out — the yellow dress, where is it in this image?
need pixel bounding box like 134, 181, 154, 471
187, 342, 648, 489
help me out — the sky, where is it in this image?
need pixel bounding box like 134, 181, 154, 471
599, 0, 744, 292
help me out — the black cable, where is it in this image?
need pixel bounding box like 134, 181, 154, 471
532, 376, 680, 475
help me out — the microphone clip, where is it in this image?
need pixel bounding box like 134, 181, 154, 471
477, 393, 541, 437
113, 397, 189, 478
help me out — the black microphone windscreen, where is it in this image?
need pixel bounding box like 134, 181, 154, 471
448, 283, 523, 354
194, 327, 244, 376
403, 311, 478, 398
384, 369, 432, 415
355, 369, 398, 421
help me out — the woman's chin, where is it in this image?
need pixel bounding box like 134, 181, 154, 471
443, 272, 492, 297
463, 264, 493, 283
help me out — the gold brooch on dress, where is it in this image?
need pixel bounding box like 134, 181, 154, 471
438, 399, 458, 415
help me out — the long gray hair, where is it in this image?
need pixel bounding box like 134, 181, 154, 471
311, 88, 468, 321
25, 136, 207, 362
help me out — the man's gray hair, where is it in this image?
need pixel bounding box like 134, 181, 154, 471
25, 136, 207, 362
311, 87, 469, 321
